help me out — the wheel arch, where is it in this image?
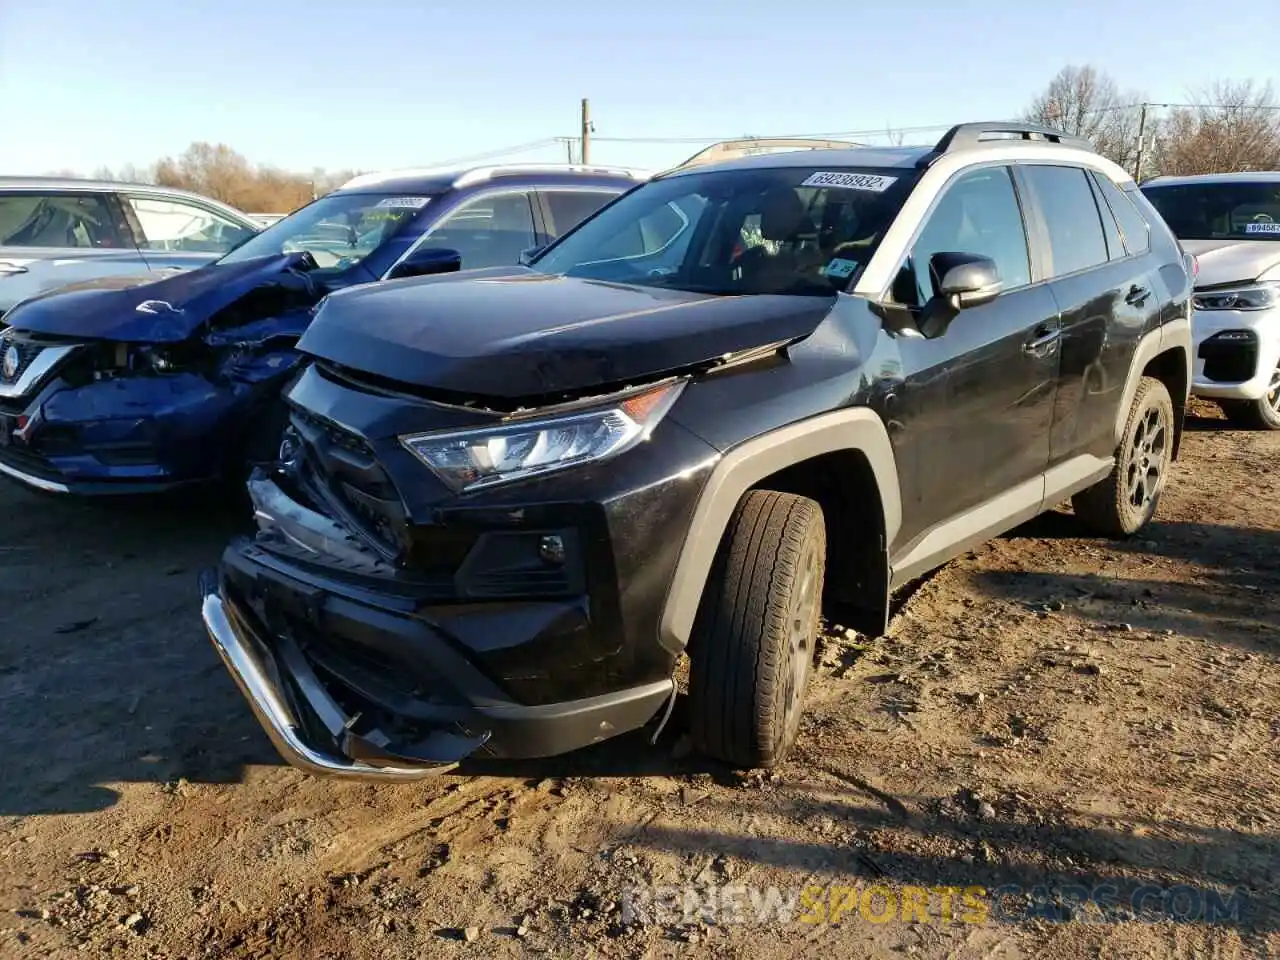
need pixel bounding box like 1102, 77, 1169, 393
1116, 316, 1192, 459
658, 408, 902, 652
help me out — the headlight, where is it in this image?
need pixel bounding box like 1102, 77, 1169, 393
400, 379, 686, 492
1193, 282, 1279, 312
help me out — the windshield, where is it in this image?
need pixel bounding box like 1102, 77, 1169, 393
530, 165, 917, 295
1142, 181, 1280, 241
218, 192, 433, 267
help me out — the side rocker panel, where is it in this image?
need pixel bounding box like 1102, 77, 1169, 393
658, 408, 902, 652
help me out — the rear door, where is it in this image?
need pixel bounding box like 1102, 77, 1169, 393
1015, 164, 1159, 467
535, 188, 622, 246
0, 190, 137, 316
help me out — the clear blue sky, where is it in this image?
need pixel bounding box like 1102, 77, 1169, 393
0, 0, 1273, 177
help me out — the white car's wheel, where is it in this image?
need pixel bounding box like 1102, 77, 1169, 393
1221, 360, 1280, 430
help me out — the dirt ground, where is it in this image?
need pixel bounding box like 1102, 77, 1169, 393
1, 399, 1276, 959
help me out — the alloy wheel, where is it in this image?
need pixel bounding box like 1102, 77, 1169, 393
1126, 403, 1168, 510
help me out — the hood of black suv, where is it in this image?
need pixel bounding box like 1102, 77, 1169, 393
297, 270, 834, 400
3, 253, 321, 343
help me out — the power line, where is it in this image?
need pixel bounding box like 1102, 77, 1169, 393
423, 137, 566, 167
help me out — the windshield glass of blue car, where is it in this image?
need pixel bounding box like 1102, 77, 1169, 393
217, 193, 431, 268
528, 166, 915, 295
1142, 182, 1280, 241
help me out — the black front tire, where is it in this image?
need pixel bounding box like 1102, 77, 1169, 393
688, 490, 826, 769
1073, 376, 1174, 537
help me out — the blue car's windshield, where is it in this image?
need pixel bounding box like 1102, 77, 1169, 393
218, 192, 433, 268
529, 165, 916, 295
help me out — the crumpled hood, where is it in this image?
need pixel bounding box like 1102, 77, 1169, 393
1182, 239, 1280, 287
298, 269, 834, 400
3, 253, 313, 342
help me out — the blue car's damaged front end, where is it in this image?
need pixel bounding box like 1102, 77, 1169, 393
0, 254, 318, 494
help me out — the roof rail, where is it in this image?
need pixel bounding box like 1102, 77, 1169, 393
340, 163, 650, 192
450, 163, 651, 188
671, 137, 862, 171
922, 122, 1094, 165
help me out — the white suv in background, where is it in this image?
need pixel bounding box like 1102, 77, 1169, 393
1142, 172, 1280, 428
0, 177, 260, 318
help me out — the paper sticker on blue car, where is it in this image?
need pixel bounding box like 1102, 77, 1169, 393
823, 258, 859, 279
375, 197, 431, 209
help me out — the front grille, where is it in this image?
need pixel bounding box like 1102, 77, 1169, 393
0, 331, 85, 403
0, 337, 43, 386
289, 406, 411, 559
1199, 331, 1258, 383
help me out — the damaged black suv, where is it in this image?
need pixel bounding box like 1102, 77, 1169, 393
201, 123, 1194, 778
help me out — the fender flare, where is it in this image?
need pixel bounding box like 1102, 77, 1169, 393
658, 408, 902, 652
1114, 315, 1192, 446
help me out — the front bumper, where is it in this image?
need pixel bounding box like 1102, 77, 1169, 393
0, 369, 266, 496
1191, 304, 1280, 399
201, 539, 677, 778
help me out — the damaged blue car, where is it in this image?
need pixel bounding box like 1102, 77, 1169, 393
0, 163, 647, 494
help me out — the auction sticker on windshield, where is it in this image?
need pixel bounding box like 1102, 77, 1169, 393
800, 172, 898, 192
375, 197, 431, 209
1245, 222, 1280, 234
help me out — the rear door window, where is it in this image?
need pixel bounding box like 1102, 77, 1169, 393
1086, 174, 1126, 261
1018, 165, 1110, 278
1092, 173, 1151, 255
0, 193, 127, 249
541, 190, 618, 239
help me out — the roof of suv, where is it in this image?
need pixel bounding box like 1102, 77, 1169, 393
657, 123, 1129, 183
0, 175, 261, 222
1142, 171, 1280, 187
0, 176, 254, 209
337, 163, 651, 194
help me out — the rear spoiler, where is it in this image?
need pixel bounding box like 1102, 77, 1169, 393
666, 137, 862, 172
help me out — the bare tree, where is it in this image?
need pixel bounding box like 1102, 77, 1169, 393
1021, 65, 1147, 172
152, 142, 347, 212
1150, 80, 1280, 176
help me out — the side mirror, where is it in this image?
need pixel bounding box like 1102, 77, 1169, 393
388, 247, 462, 280
917, 252, 1002, 339
932, 252, 1002, 310
518, 244, 547, 267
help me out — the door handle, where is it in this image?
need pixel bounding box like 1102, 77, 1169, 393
1022, 328, 1061, 357
0, 263, 28, 277
1125, 284, 1150, 306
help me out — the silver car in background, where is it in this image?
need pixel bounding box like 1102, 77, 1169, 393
0, 177, 261, 317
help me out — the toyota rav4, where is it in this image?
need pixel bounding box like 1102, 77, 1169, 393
200, 123, 1194, 779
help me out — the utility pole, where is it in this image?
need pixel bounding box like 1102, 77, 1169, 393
1133, 102, 1149, 182
580, 98, 591, 164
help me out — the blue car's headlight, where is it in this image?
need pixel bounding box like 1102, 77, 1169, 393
1193, 282, 1279, 312
399, 379, 685, 493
